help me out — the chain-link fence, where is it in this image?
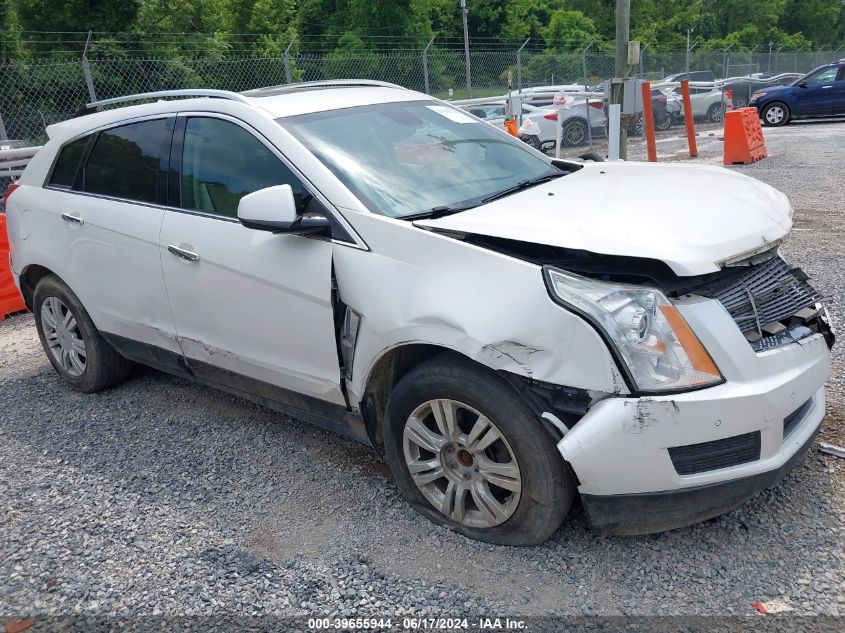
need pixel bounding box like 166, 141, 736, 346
1, 41, 842, 147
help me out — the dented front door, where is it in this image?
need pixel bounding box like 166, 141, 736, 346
158, 113, 344, 406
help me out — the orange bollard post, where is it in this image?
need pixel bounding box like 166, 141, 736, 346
640, 81, 657, 162
680, 80, 698, 158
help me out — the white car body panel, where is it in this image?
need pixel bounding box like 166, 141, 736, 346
417, 161, 792, 276
332, 209, 628, 403
7, 184, 181, 355
159, 210, 344, 405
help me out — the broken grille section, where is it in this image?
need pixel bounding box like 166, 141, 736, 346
706, 256, 824, 351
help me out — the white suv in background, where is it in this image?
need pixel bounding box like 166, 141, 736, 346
5, 81, 833, 544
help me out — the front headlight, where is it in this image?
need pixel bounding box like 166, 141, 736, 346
544, 267, 723, 393
751, 91, 765, 101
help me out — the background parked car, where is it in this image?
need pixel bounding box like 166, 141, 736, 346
660, 83, 732, 122
749, 60, 845, 126
721, 73, 801, 108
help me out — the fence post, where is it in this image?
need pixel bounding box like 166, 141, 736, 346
0, 113, 7, 141
794, 47, 802, 73
775, 45, 786, 72
81, 30, 98, 105
284, 35, 298, 84
639, 43, 648, 78
516, 37, 530, 93
722, 42, 734, 79
422, 36, 435, 94
581, 41, 595, 88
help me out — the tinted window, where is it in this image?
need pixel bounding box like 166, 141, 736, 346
49, 137, 88, 188
83, 119, 169, 203
804, 67, 838, 85
180, 117, 303, 218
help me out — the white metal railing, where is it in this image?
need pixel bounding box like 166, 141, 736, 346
0, 146, 41, 179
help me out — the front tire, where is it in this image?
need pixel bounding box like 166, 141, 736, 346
384, 355, 574, 545
706, 102, 724, 123
761, 102, 789, 127
33, 275, 132, 393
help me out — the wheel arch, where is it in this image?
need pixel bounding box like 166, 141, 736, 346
358, 342, 586, 449
18, 264, 63, 311
360, 342, 460, 446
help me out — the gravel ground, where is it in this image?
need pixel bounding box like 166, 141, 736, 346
2, 120, 845, 624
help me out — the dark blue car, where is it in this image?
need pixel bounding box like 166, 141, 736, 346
749, 60, 845, 126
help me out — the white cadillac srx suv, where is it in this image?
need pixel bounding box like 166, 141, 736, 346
4, 81, 834, 545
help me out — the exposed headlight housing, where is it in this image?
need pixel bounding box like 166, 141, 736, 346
544, 267, 723, 393
751, 91, 766, 101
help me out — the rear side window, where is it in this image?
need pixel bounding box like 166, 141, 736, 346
48, 137, 88, 188
179, 117, 303, 218
82, 119, 169, 204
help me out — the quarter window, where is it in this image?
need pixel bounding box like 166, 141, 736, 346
82, 119, 169, 203
48, 136, 88, 188
179, 117, 303, 218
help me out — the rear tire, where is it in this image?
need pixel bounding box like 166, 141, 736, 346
706, 102, 724, 123
655, 114, 673, 131
384, 354, 574, 545
761, 102, 789, 127
33, 275, 132, 393
560, 118, 589, 147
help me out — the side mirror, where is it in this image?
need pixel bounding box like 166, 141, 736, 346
798, 81, 808, 88
237, 185, 330, 236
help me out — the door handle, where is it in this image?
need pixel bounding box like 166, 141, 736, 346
61, 212, 84, 225
168, 245, 200, 263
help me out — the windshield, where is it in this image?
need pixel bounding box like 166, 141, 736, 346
279, 100, 558, 219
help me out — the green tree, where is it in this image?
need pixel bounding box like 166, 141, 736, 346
1, 0, 24, 63
779, 0, 841, 46
543, 9, 600, 50
247, 0, 297, 56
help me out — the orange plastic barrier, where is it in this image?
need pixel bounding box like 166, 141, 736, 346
503, 118, 518, 137
723, 107, 768, 165
0, 214, 27, 319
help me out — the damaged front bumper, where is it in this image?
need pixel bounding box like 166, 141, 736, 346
556, 296, 831, 536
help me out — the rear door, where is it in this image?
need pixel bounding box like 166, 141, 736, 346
158, 113, 344, 405
834, 65, 845, 115
46, 116, 181, 354
793, 66, 838, 116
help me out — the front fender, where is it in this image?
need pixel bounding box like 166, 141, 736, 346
332, 211, 628, 404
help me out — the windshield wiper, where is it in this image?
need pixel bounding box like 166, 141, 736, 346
402, 203, 479, 221
480, 171, 565, 204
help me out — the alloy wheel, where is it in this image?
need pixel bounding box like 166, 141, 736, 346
41, 297, 87, 377
765, 105, 785, 125
402, 399, 522, 529
709, 104, 724, 122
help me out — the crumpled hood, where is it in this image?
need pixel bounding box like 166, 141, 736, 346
416, 161, 792, 276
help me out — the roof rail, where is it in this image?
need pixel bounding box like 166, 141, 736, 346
242, 79, 407, 97
87, 89, 252, 110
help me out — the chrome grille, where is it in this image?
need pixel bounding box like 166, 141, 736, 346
708, 256, 824, 349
